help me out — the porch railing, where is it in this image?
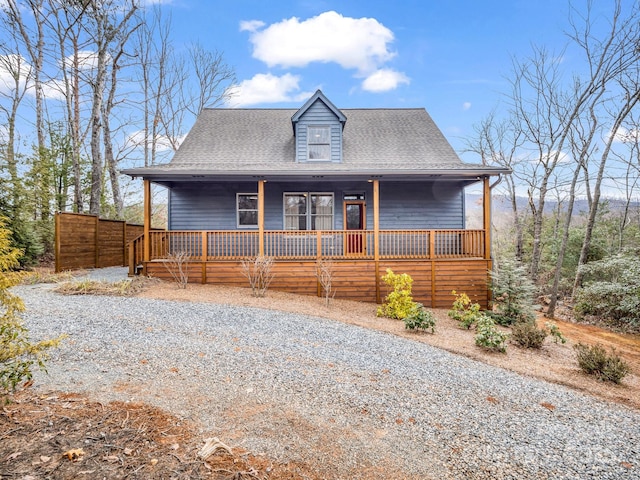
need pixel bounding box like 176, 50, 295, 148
131, 229, 485, 265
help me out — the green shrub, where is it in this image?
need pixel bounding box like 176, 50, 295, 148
490, 258, 536, 325
0, 217, 63, 395
377, 269, 416, 319
474, 315, 508, 353
448, 291, 482, 329
403, 303, 436, 333
573, 254, 640, 332
574, 343, 631, 384
511, 321, 548, 349
545, 321, 567, 344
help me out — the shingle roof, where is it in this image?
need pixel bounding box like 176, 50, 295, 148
122, 106, 509, 179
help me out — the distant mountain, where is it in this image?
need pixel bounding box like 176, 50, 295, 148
465, 192, 638, 228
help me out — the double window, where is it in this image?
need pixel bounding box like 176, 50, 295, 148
307, 126, 330, 160
284, 193, 333, 231
237, 192, 334, 230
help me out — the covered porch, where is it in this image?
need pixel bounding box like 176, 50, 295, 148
130, 178, 494, 308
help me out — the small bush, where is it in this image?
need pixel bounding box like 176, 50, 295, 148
574, 343, 631, 384
448, 291, 482, 329
315, 260, 335, 306
475, 315, 508, 353
545, 321, 567, 344
403, 303, 436, 333
490, 258, 536, 325
0, 217, 63, 395
377, 269, 416, 319
164, 251, 190, 289
511, 321, 548, 349
241, 256, 275, 298
573, 254, 640, 332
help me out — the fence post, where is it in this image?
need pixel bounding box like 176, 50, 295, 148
94, 215, 100, 268
122, 221, 127, 266
54, 213, 61, 273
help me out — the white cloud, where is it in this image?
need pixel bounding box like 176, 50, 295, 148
243, 11, 396, 74
39, 78, 67, 101
240, 20, 265, 32
225, 73, 313, 107
127, 129, 185, 152
463, 102, 472, 111
0, 54, 30, 94
62, 50, 103, 71
611, 126, 640, 143
0, 54, 65, 100
361, 68, 409, 92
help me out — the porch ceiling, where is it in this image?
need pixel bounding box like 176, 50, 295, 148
126, 169, 506, 188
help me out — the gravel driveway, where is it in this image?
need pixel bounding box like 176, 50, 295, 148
17, 270, 640, 479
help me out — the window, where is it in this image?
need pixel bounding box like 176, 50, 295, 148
307, 126, 330, 160
284, 193, 333, 230
237, 193, 258, 228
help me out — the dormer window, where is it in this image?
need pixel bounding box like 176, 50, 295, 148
308, 126, 330, 160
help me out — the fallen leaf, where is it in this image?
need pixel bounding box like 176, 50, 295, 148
150, 458, 158, 466
170, 443, 179, 450
486, 396, 499, 404
7, 451, 22, 461
40, 455, 51, 463
621, 462, 633, 469
123, 448, 133, 456
63, 448, 85, 462
103, 455, 119, 463
541, 402, 556, 411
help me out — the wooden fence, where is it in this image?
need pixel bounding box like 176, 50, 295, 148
55, 212, 147, 272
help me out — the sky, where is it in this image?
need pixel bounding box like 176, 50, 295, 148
156, 0, 582, 162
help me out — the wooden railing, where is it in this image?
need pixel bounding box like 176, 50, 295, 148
135, 229, 485, 264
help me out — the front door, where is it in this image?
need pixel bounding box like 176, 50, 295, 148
344, 201, 366, 255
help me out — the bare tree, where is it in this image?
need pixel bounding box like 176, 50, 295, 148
466, 111, 525, 260
78, 0, 138, 216
0, 40, 30, 212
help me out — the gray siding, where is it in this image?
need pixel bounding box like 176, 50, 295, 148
295, 99, 342, 163
168, 180, 465, 231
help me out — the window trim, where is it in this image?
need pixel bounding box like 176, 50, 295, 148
307, 125, 331, 161
236, 192, 259, 229
283, 192, 334, 231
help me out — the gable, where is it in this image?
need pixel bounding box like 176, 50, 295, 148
294, 98, 344, 163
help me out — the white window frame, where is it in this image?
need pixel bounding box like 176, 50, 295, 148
283, 192, 334, 231
307, 125, 331, 161
236, 193, 259, 229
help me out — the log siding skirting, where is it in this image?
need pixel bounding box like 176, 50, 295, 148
143, 258, 491, 309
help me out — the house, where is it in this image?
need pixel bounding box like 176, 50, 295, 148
122, 90, 509, 307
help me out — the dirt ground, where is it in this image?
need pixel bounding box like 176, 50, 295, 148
2, 280, 639, 479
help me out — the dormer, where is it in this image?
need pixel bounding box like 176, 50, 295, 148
291, 90, 347, 163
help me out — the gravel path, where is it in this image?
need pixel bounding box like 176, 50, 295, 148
17, 269, 640, 479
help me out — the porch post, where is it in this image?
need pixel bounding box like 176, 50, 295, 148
143, 179, 151, 274
483, 176, 491, 260
373, 180, 381, 303
258, 180, 265, 256
483, 176, 493, 308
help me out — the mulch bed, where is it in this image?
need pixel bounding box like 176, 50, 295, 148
0, 388, 316, 480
